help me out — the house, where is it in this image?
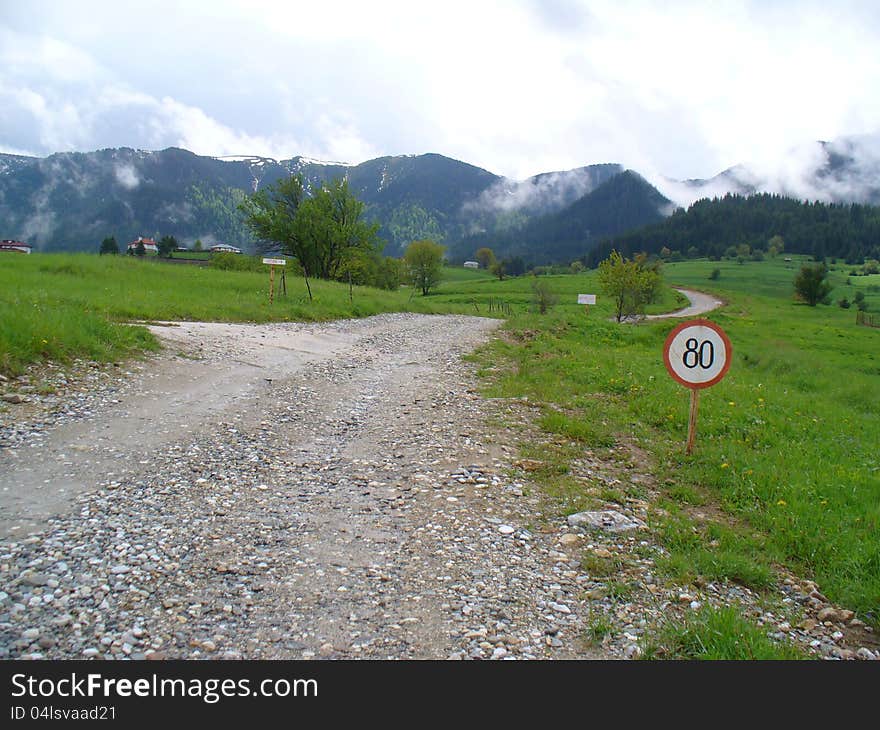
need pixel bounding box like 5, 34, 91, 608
463, 261, 479, 269
209, 244, 242, 254
126, 236, 158, 253
0, 239, 31, 254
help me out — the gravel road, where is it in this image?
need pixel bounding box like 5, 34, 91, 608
1, 312, 874, 661
0, 314, 615, 660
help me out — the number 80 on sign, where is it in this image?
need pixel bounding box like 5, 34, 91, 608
663, 319, 732, 389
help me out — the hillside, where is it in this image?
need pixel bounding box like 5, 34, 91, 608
0, 148, 666, 260
451, 170, 670, 264
586, 192, 880, 266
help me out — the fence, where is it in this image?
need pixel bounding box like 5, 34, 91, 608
856, 311, 878, 328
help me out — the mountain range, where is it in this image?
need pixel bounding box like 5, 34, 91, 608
1, 133, 878, 264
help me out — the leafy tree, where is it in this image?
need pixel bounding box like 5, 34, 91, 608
490, 259, 507, 280
193, 238, 204, 252
598, 250, 662, 322
475, 247, 496, 269
157, 235, 177, 258
506, 256, 527, 277
793, 263, 832, 306
99, 236, 119, 255
240, 175, 310, 298
135, 240, 146, 257
404, 239, 444, 295
375, 257, 402, 291
709, 268, 721, 280
570, 260, 584, 274
294, 178, 382, 281
853, 290, 868, 311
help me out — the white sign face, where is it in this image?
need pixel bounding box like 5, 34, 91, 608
262, 258, 286, 266
663, 320, 731, 389
577, 294, 597, 305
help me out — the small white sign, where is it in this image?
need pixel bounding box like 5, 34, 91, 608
577, 294, 596, 305
262, 258, 286, 266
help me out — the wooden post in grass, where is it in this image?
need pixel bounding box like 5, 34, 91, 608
663, 319, 732, 455
686, 389, 699, 454
263, 257, 286, 304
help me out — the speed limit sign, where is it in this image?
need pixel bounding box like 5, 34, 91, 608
663, 319, 732, 454
663, 319, 732, 389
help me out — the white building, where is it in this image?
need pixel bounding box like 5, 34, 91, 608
463, 261, 479, 269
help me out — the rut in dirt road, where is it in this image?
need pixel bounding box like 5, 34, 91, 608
0, 313, 609, 660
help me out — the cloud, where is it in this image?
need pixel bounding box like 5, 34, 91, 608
1, 1, 880, 185
114, 163, 140, 189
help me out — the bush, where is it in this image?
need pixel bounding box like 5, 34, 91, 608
709, 268, 721, 280
838, 297, 851, 309
793, 263, 832, 306
531, 278, 558, 314
210, 253, 267, 272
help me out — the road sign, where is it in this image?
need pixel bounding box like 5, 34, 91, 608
577, 294, 596, 305
663, 319, 732, 454
262, 258, 286, 266
663, 319, 731, 389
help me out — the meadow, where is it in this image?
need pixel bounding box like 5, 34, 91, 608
474, 255, 880, 623
0, 254, 498, 375
2, 250, 878, 648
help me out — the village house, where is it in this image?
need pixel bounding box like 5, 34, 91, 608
209, 243, 242, 254
126, 236, 158, 253
463, 260, 479, 269
0, 239, 31, 254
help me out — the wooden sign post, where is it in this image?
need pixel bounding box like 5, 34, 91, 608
577, 293, 597, 314
663, 319, 732, 454
263, 258, 286, 304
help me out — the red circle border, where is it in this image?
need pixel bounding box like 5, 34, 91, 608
663, 318, 732, 390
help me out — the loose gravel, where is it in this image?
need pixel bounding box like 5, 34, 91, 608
0, 313, 876, 660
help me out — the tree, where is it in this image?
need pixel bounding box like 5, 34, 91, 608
475, 247, 496, 269
490, 259, 507, 280
239, 175, 310, 298
404, 239, 444, 295
157, 235, 177, 258
135, 240, 146, 257
294, 178, 381, 280
241, 175, 381, 302
793, 263, 832, 306
597, 250, 663, 322
570, 260, 584, 274
99, 236, 119, 255
193, 238, 204, 252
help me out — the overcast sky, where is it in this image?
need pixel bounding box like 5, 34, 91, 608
2, 0, 879, 181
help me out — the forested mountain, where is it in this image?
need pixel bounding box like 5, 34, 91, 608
586, 193, 880, 266
451, 171, 670, 264
0, 147, 661, 259
4, 136, 879, 265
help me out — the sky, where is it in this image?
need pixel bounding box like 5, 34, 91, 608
2, 0, 880, 183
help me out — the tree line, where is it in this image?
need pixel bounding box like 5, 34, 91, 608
586, 193, 880, 267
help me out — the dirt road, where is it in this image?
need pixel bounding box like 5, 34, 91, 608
0, 314, 614, 659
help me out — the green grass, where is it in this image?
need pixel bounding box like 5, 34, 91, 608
641, 605, 805, 660
0, 256, 505, 375
475, 257, 880, 620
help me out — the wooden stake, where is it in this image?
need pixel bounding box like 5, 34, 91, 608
269, 265, 275, 305
686, 388, 699, 454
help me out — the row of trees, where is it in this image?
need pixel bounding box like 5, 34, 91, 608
589, 193, 880, 267
99, 235, 180, 257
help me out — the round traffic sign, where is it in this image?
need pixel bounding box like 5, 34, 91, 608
663, 319, 732, 389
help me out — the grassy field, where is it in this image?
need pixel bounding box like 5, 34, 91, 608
0, 255, 506, 375
3, 250, 877, 645
474, 256, 879, 624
